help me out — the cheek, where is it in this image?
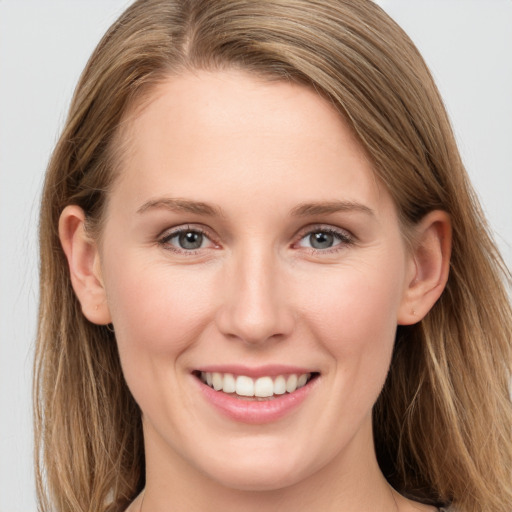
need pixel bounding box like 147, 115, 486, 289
303, 259, 402, 337
104, 255, 215, 363
302, 261, 403, 390
103, 256, 220, 425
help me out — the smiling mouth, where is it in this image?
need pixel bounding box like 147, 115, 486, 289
194, 371, 319, 400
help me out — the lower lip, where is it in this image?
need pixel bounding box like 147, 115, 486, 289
195, 376, 317, 424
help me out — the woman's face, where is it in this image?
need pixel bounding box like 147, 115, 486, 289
98, 70, 416, 491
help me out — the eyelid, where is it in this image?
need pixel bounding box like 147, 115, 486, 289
158, 224, 220, 252
156, 223, 355, 255
293, 224, 355, 252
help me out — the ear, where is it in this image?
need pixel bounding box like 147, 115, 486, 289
59, 205, 112, 325
397, 210, 452, 325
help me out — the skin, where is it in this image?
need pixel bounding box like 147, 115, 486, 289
60, 70, 451, 512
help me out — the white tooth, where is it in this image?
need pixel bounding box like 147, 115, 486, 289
212, 372, 223, 391
286, 374, 298, 393
274, 375, 286, 395
223, 373, 236, 393
236, 375, 255, 397
206, 372, 213, 386
254, 376, 274, 397
297, 373, 309, 388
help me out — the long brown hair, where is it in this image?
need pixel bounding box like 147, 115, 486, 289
35, 1, 512, 511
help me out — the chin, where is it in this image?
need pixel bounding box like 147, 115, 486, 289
199, 446, 319, 493
210, 466, 304, 493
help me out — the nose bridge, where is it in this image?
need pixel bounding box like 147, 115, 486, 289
216, 240, 294, 344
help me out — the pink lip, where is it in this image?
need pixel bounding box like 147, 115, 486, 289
194, 364, 315, 379
193, 371, 318, 424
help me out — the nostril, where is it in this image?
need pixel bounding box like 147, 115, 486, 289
215, 308, 295, 346
214, 270, 295, 344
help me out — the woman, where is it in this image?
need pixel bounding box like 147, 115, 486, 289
34, 1, 512, 511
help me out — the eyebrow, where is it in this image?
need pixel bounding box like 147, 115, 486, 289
290, 200, 374, 217
136, 198, 223, 217
136, 197, 374, 218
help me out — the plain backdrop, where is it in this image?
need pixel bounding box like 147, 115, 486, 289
1, 1, 511, 511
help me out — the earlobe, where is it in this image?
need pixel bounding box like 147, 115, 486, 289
397, 210, 452, 325
59, 205, 112, 325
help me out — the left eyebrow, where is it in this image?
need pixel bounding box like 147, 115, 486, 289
290, 200, 375, 217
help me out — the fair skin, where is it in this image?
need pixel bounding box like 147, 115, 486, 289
60, 70, 451, 512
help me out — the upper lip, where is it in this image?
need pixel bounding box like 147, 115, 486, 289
193, 364, 318, 379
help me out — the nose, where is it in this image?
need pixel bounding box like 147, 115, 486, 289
215, 245, 295, 346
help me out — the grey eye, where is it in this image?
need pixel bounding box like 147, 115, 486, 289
178, 231, 204, 250
309, 232, 335, 249
297, 228, 351, 252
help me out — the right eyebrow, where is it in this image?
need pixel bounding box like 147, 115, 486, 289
136, 197, 224, 217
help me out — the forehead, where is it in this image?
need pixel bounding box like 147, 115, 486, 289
110, 69, 390, 218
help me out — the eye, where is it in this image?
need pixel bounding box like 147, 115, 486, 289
159, 226, 216, 252
297, 227, 352, 251
306, 231, 337, 250
176, 230, 205, 250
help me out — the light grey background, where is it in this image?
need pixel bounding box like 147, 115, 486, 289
1, 1, 511, 510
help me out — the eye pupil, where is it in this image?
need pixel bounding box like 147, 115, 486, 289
179, 231, 203, 250
310, 232, 334, 249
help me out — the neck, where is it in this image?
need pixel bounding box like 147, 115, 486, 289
139, 418, 402, 512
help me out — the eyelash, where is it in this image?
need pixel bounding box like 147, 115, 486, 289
295, 225, 354, 254
157, 224, 354, 255
158, 225, 217, 255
